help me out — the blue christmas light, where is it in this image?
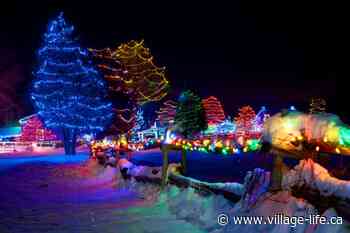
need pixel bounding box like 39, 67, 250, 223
31, 12, 113, 154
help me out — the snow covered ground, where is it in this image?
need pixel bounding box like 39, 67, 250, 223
0, 151, 205, 233
283, 159, 350, 200
117, 173, 350, 233
2, 149, 350, 233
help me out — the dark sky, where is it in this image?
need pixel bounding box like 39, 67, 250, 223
0, 1, 340, 121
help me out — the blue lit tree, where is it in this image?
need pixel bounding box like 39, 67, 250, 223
31, 13, 113, 154
132, 107, 145, 133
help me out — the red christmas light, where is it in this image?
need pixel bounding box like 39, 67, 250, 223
202, 96, 225, 125
18, 115, 57, 142
234, 105, 256, 137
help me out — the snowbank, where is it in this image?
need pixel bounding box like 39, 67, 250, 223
117, 158, 183, 181
263, 111, 350, 153
115, 170, 349, 233
282, 159, 350, 200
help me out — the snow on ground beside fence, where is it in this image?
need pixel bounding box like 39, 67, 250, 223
282, 159, 350, 200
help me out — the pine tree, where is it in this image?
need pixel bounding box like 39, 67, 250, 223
90, 40, 169, 105
234, 105, 256, 136
174, 90, 207, 138
156, 100, 177, 128
31, 13, 113, 154
202, 96, 225, 125
309, 97, 327, 114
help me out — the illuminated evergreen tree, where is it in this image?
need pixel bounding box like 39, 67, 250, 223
156, 100, 177, 128
174, 90, 207, 138
309, 97, 327, 114
108, 108, 135, 135
90, 40, 169, 105
202, 96, 225, 125
31, 13, 113, 154
234, 105, 256, 136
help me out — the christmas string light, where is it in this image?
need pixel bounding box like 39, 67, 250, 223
90, 39, 169, 105
156, 100, 177, 128
31, 12, 113, 154
18, 114, 57, 142
202, 96, 225, 125
234, 105, 257, 140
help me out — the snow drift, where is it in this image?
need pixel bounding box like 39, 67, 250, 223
282, 159, 350, 200
114, 165, 349, 233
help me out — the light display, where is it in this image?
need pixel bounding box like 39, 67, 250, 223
202, 118, 236, 136
163, 135, 260, 156
156, 100, 177, 128
31, 13, 113, 154
18, 114, 57, 142
216, 119, 236, 134
263, 111, 350, 155
131, 107, 145, 133
90, 40, 169, 105
234, 105, 256, 137
309, 97, 327, 114
90, 135, 130, 159
174, 90, 207, 138
252, 106, 269, 132
108, 108, 135, 135
202, 96, 225, 125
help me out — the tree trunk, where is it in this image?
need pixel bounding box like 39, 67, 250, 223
63, 128, 77, 155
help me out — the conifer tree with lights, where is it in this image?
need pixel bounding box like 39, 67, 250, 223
156, 100, 177, 128
202, 96, 225, 125
90, 40, 169, 105
174, 90, 207, 138
309, 97, 327, 114
31, 13, 113, 155
234, 105, 256, 138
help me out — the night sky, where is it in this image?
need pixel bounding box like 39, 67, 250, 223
0, 1, 340, 123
